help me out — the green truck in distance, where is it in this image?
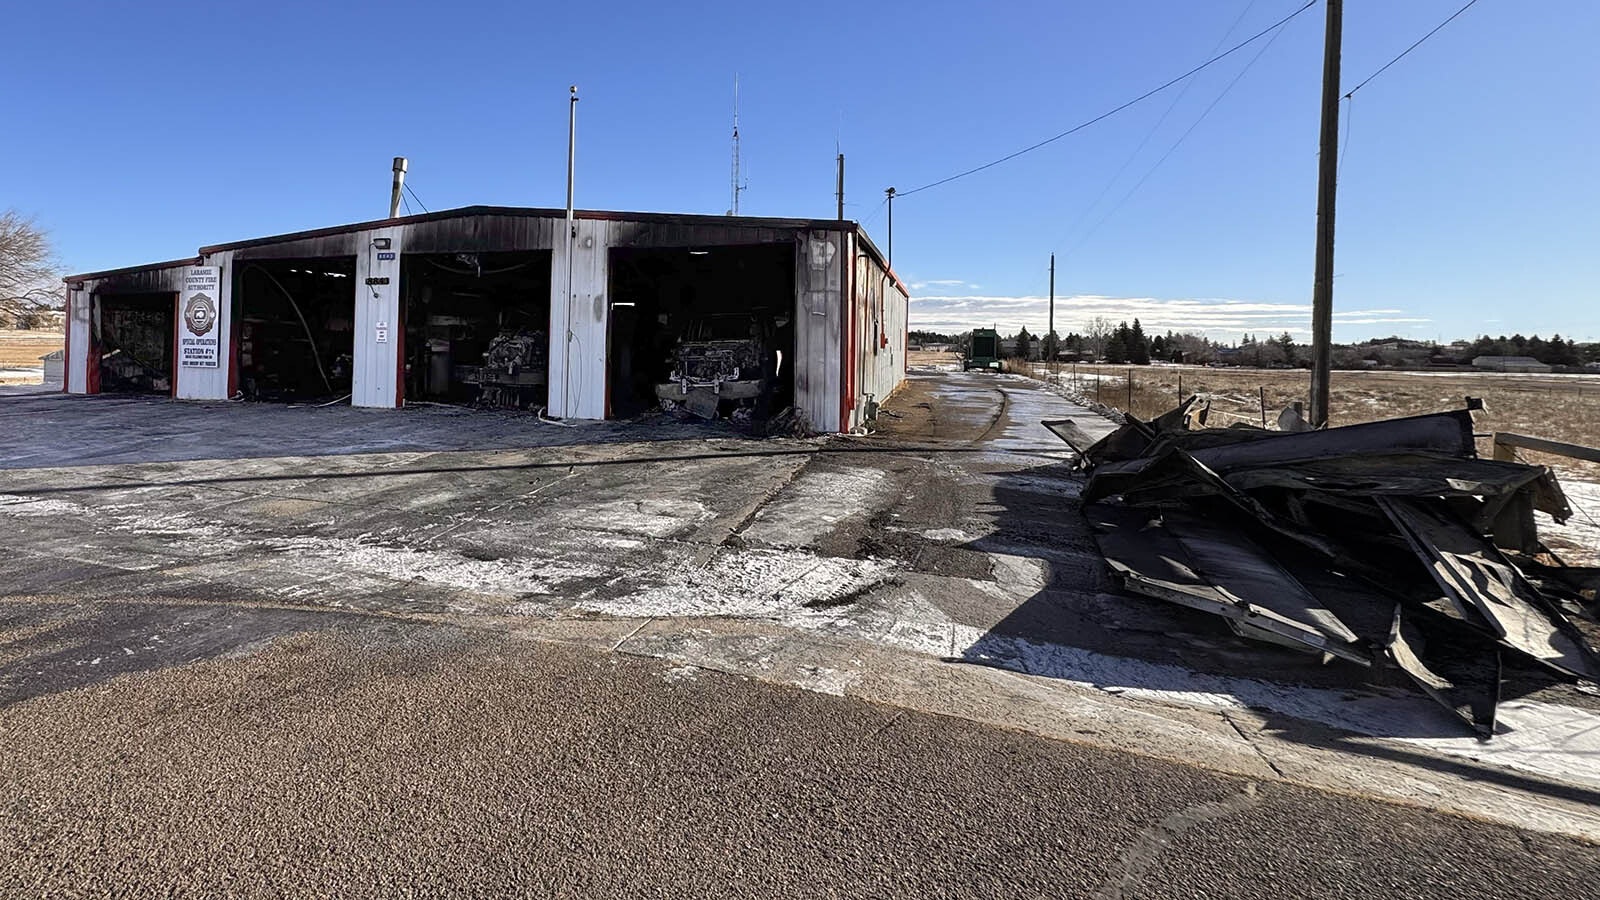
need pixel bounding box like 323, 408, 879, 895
965, 328, 1002, 371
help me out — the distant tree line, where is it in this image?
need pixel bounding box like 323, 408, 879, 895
1464, 334, 1586, 367
968, 321, 1600, 371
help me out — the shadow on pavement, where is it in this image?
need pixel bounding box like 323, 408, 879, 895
951, 459, 1600, 805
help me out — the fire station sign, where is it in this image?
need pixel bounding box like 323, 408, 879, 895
180, 267, 221, 368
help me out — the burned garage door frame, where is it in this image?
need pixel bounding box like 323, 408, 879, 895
606, 242, 795, 422
63, 259, 194, 397
64, 205, 909, 432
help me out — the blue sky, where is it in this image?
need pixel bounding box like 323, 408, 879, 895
4, 1, 1595, 342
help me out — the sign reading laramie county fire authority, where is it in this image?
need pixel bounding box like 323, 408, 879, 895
180, 267, 221, 368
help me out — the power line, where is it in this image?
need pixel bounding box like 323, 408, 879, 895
1061, 12, 1296, 262
1343, 0, 1483, 98
1049, 0, 1262, 255
897, 0, 1317, 198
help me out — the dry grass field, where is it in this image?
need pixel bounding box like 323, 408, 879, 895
0, 330, 64, 384
909, 350, 1600, 482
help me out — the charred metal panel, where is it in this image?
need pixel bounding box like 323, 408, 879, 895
1378, 497, 1600, 680
1387, 604, 1500, 737
1088, 504, 1367, 663
402, 214, 558, 255
77, 264, 190, 296
1190, 410, 1477, 472
228, 233, 364, 262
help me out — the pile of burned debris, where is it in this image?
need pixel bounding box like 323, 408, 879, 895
1045, 400, 1600, 737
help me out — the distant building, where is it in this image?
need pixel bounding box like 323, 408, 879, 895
41, 349, 64, 385
1471, 355, 1552, 373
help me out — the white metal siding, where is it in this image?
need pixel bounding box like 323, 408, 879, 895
65, 288, 90, 393
794, 230, 843, 432
852, 249, 908, 425
547, 218, 610, 419
351, 227, 405, 408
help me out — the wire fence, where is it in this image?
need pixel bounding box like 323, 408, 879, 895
1000, 356, 1600, 481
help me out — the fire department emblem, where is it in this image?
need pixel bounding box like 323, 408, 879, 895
184, 292, 217, 336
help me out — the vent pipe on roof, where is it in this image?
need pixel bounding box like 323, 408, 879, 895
389, 157, 409, 218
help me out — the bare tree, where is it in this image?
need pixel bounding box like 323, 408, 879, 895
1082, 316, 1113, 361
1, 210, 64, 327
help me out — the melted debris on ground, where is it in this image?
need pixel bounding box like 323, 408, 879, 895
1047, 398, 1600, 738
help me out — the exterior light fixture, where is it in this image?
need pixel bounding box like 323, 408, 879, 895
372, 238, 392, 250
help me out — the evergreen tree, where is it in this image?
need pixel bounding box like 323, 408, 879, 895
1014, 327, 1033, 360
1105, 322, 1131, 364
1129, 319, 1150, 364
1041, 330, 1059, 362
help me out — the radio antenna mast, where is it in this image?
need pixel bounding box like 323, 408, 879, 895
729, 75, 746, 216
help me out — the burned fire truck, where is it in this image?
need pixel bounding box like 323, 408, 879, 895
655, 313, 779, 419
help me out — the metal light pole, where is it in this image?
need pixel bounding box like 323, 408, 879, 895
1308, 0, 1342, 427
562, 85, 578, 417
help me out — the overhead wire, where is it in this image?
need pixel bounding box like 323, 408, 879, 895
895, 0, 1317, 198
1049, 0, 1260, 254
1060, 11, 1296, 262
403, 182, 430, 214
1343, 0, 1483, 99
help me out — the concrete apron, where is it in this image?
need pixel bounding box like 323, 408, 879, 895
4, 371, 1599, 841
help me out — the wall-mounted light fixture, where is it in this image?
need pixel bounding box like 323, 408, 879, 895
372, 237, 392, 250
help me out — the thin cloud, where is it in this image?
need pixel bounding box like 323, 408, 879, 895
910, 293, 1430, 340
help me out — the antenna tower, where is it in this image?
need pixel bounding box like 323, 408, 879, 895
729, 75, 746, 215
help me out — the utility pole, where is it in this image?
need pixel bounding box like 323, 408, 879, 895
884, 187, 896, 268
836, 154, 845, 220
1308, 0, 1342, 427
1048, 253, 1056, 373
729, 75, 744, 216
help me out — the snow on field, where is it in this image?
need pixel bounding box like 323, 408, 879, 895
1546, 478, 1600, 564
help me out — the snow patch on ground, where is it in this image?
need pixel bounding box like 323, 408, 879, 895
581, 547, 896, 622
1545, 478, 1600, 565
948, 626, 1600, 788
0, 494, 85, 516
552, 498, 713, 539
267, 534, 610, 598
742, 466, 890, 549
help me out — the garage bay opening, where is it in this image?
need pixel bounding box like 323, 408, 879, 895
607, 244, 795, 422
93, 292, 175, 394
235, 259, 356, 402
401, 250, 552, 409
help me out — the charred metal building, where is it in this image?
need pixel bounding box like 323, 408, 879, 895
62, 206, 909, 433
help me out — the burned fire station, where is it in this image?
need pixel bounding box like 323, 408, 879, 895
62, 204, 908, 433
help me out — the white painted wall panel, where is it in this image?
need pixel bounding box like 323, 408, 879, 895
547, 218, 609, 419
351, 226, 405, 408
65, 288, 90, 394
794, 230, 843, 432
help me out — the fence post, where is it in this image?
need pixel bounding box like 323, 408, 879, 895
1259, 386, 1267, 427
1177, 374, 1183, 404
1127, 368, 1133, 413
